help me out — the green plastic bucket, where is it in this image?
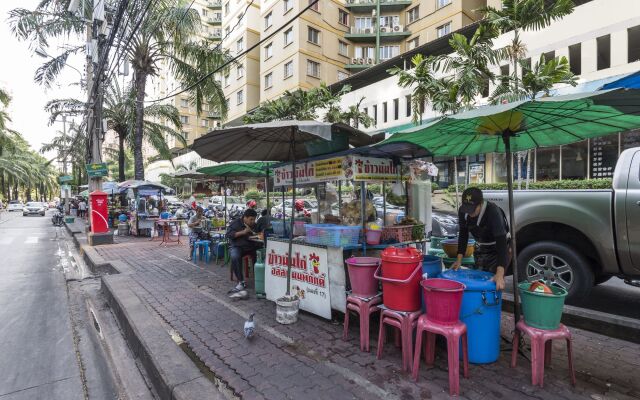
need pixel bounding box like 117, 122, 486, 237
518, 282, 567, 330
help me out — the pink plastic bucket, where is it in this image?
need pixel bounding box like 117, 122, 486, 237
346, 257, 380, 298
422, 278, 465, 324
365, 230, 382, 245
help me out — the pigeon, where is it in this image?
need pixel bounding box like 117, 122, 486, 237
244, 313, 255, 339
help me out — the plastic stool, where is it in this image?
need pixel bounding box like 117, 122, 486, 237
412, 315, 469, 396
343, 293, 382, 352
376, 307, 421, 372
192, 240, 210, 263
230, 255, 253, 281
212, 241, 227, 263
511, 320, 576, 388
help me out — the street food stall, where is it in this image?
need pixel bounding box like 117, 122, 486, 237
117, 181, 175, 236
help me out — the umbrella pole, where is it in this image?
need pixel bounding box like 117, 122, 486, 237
286, 127, 297, 298
503, 133, 521, 327
266, 167, 270, 213
361, 181, 367, 255
382, 181, 387, 226
224, 177, 228, 226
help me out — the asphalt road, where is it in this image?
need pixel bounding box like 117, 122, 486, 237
0, 210, 87, 400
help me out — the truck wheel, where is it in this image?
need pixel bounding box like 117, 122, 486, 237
517, 241, 594, 303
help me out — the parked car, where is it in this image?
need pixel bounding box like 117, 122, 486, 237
487, 146, 640, 302
23, 201, 47, 216
372, 196, 459, 237
7, 201, 24, 212
48, 201, 57, 208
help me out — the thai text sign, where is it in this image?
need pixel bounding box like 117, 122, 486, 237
265, 240, 331, 319
86, 163, 109, 177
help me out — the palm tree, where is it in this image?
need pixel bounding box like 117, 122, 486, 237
45, 79, 185, 182
119, 0, 229, 180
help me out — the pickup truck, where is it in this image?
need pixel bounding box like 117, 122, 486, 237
485, 147, 640, 302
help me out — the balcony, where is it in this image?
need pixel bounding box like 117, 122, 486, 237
208, 30, 222, 40
345, 58, 375, 71
345, 25, 411, 42
207, 0, 222, 9
345, 0, 412, 12
207, 16, 222, 25
207, 111, 221, 119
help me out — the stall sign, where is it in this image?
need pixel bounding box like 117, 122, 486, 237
350, 156, 405, 182
273, 157, 344, 187
265, 241, 331, 319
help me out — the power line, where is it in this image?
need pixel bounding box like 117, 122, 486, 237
147, 0, 319, 104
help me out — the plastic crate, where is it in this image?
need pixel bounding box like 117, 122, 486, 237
381, 225, 414, 243
305, 224, 361, 247
271, 220, 290, 237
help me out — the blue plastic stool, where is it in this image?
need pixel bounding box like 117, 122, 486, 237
192, 240, 211, 263
212, 241, 227, 264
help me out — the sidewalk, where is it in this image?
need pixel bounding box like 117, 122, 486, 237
94, 234, 640, 400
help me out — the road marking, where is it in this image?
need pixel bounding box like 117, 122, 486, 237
25, 237, 39, 244
0, 237, 14, 245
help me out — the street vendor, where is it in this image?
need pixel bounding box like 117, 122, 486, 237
452, 187, 510, 290
187, 206, 208, 261
226, 208, 258, 299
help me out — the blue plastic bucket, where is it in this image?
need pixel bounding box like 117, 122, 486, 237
440, 269, 502, 364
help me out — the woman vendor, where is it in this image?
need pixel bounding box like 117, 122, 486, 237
452, 187, 510, 290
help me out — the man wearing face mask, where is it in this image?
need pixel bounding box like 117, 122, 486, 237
451, 187, 510, 290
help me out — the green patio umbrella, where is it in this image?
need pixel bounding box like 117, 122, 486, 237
378, 88, 640, 326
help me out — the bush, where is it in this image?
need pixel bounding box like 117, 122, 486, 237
367, 183, 382, 195
385, 189, 407, 207
431, 182, 440, 192
244, 190, 264, 202
446, 178, 613, 193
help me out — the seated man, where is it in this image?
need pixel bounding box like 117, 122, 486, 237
255, 209, 272, 233
226, 208, 258, 298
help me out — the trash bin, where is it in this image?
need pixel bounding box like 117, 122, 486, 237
440, 269, 502, 364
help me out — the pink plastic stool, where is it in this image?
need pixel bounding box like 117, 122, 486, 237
412, 315, 469, 396
343, 293, 382, 352
376, 307, 421, 372
511, 319, 576, 388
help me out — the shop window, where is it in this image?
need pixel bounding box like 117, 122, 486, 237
591, 134, 618, 178
562, 141, 588, 180
597, 34, 611, 70
536, 147, 560, 181
492, 153, 508, 183
622, 130, 640, 151
628, 25, 640, 63
568, 43, 581, 75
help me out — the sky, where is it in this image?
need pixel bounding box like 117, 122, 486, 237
0, 0, 86, 161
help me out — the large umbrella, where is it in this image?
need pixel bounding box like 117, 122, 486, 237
171, 170, 205, 179
197, 161, 275, 224
378, 88, 640, 326
192, 120, 376, 299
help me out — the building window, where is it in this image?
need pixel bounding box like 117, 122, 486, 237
184, 132, 189, 141
436, 22, 451, 38
405, 95, 411, 117
407, 37, 419, 50
379, 45, 400, 60
284, 0, 292, 13
307, 59, 320, 78
225, 26, 230, 36
597, 34, 611, 70
542, 50, 555, 63
337, 71, 348, 81
202, 9, 208, 16
224, 2, 229, 14
628, 25, 640, 63
393, 98, 399, 120
236, 90, 244, 105
562, 141, 588, 180
284, 28, 293, 46
338, 40, 349, 57
379, 15, 400, 29
265, 43, 273, 59
180, 99, 189, 108
407, 6, 419, 24
265, 12, 273, 29
236, 37, 244, 52
568, 43, 581, 75
284, 60, 293, 78
354, 17, 373, 33
237, 65, 244, 78
224, 73, 229, 87
308, 27, 320, 45
536, 147, 560, 181
338, 9, 349, 26
265, 72, 273, 89
437, 0, 451, 8
180, 115, 189, 124
499, 64, 510, 85
201, 119, 208, 127
373, 104, 378, 125
382, 102, 388, 123
309, 0, 318, 12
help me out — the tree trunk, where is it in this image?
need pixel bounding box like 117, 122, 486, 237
133, 72, 147, 180
117, 130, 126, 182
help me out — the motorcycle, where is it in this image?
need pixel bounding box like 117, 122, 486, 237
52, 206, 64, 226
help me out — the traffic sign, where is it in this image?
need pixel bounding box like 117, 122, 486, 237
86, 163, 109, 178
58, 175, 73, 183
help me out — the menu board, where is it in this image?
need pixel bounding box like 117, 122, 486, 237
590, 136, 618, 179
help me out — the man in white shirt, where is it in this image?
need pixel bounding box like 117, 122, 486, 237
78, 200, 87, 219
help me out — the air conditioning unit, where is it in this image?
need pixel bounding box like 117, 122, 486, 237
352, 58, 359, 64
366, 58, 374, 64
364, 28, 371, 34
357, 58, 364, 64
394, 25, 403, 32
380, 27, 387, 32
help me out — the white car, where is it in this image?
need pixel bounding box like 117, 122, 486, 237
7, 201, 24, 212
23, 202, 47, 216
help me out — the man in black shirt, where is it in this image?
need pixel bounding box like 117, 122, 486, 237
226, 208, 258, 298
453, 187, 510, 290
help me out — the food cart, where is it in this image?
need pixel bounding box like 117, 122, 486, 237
118, 181, 174, 236
265, 152, 433, 318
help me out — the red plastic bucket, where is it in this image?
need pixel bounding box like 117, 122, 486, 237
422, 278, 465, 324
375, 247, 423, 311
365, 230, 382, 245
346, 257, 380, 298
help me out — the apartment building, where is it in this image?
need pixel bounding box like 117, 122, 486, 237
336, 0, 640, 186
221, 0, 262, 124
